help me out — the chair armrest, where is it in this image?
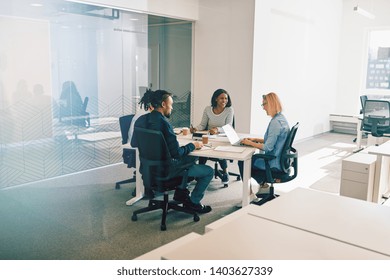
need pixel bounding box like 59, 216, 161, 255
285, 153, 298, 159
251, 153, 275, 184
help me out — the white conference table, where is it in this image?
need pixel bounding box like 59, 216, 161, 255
161, 213, 388, 260
161, 188, 390, 259
127, 132, 256, 207
248, 187, 390, 257
178, 133, 256, 207
367, 140, 390, 202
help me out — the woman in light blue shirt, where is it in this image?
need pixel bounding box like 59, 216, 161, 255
239, 92, 290, 194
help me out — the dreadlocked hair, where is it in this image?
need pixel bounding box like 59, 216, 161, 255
138, 88, 153, 111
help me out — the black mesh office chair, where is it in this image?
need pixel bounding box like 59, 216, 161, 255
361, 100, 390, 140
115, 114, 136, 189
131, 127, 199, 231
59, 95, 90, 127
252, 122, 299, 206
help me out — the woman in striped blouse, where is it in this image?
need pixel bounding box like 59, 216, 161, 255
190, 88, 234, 184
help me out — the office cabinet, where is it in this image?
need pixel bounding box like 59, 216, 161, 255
340, 153, 377, 201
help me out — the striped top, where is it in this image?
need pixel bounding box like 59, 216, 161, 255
195, 106, 234, 133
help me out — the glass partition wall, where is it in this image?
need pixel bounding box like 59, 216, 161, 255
0, 0, 192, 188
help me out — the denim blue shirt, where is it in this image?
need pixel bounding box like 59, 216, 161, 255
254, 113, 290, 171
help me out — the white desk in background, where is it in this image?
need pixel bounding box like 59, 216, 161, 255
367, 140, 390, 202
161, 213, 387, 260
178, 133, 256, 207
248, 188, 390, 257
329, 114, 363, 152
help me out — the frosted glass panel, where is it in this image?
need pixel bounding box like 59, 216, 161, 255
0, 1, 147, 187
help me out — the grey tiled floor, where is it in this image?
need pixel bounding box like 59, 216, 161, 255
0, 132, 376, 260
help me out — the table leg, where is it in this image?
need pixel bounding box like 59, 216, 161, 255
354, 118, 363, 153
241, 158, 252, 207
126, 149, 144, 206
380, 156, 390, 199
372, 154, 390, 203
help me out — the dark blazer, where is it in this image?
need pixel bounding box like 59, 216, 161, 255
131, 110, 195, 159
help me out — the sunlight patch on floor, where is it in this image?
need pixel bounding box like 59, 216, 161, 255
276, 143, 353, 194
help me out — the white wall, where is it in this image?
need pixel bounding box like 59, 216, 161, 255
193, 0, 255, 133
252, 0, 343, 139
336, 0, 390, 115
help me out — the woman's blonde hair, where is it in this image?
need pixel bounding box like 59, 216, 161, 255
263, 92, 282, 116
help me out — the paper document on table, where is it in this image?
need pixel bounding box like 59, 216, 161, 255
214, 146, 246, 153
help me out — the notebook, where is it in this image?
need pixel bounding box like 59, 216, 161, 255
222, 124, 245, 146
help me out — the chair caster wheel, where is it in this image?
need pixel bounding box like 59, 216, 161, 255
237, 176, 241, 181
115, 184, 120, 189
161, 224, 167, 231
194, 214, 200, 222
223, 183, 228, 188
131, 214, 137, 221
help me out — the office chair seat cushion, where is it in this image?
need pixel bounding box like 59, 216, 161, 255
152, 176, 185, 193
252, 168, 290, 184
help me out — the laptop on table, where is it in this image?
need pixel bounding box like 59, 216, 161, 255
222, 124, 245, 146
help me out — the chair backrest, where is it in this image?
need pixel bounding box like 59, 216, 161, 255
119, 114, 135, 144
134, 127, 175, 181
279, 122, 299, 175
360, 95, 368, 109
360, 95, 368, 114
362, 100, 390, 137
134, 127, 191, 192
134, 127, 172, 161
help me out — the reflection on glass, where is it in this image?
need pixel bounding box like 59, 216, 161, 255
0, 1, 148, 187
0, 1, 192, 188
